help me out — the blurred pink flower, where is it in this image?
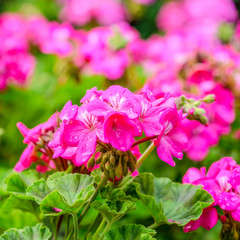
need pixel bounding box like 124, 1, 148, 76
59, 0, 127, 26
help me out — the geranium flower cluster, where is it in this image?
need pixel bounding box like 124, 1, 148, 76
0, 14, 35, 90
183, 157, 240, 232
137, 0, 239, 162
57, 0, 156, 27
75, 23, 140, 80
16, 85, 190, 178
0, 13, 75, 90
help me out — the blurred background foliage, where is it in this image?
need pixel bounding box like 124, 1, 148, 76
0, 0, 239, 239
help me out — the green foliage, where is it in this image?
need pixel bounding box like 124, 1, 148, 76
91, 200, 136, 223
27, 173, 95, 215
126, 173, 214, 227
0, 224, 51, 240
104, 224, 156, 240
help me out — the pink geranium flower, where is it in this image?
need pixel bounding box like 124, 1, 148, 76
154, 108, 188, 166
58, 0, 127, 26
103, 112, 139, 151
15, 113, 58, 172
183, 157, 240, 231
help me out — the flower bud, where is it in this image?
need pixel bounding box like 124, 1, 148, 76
115, 160, 123, 179
87, 155, 95, 169
202, 94, 216, 103
110, 155, 116, 166
96, 155, 102, 165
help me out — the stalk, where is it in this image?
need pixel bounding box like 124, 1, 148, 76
136, 142, 156, 168
72, 213, 78, 240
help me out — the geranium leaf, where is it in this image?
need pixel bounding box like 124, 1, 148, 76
104, 224, 156, 240
91, 200, 136, 223
131, 173, 214, 226
27, 173, 95, 215
5, 170, 39, 196
0, 223, 51, 240
3, 195, 40, 217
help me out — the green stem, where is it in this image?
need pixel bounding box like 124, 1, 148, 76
92, 219, 106, 239
72, 213, 78, 240
136, 142, 156, 168
78, 176, 107, 226
66, 176, 107, 240
99, 222, 111, 240
147, 222, 160, 229
84, 213, 103, 240
64, 215, 70, 240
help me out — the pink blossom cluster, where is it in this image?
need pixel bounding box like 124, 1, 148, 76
0, 14, 35, 90
57, 0, 156, 27
183, 157, 240, 232
142, 43, 236, 161
15, 85, 189, 172
133, 0, 239, 162
28, 16, 74, 57
75, 23, 141, 80
58, 0, 127, 26
157, 0, 237, 41
0, 13, 76, 90
15, 113, 58, 172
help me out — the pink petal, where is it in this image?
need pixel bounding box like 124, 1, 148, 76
74, 131, 97, 166
16, 122, 29, 138
104, 112, 139, 151
217, 192, 240, 211
63, 120, 86, 146
14, 144, 35, 172
156, 137, 176, 166
182, 167, 206, 184
86, 98, 112, 117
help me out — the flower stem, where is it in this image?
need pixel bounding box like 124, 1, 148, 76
77, 175, 107, 226
92, 219, 107, 239
132, 136, 157, 148
72, 213, 78, 240
84, 213, 103, 240
136, 142, 156, 168
99, 222, 111, 240
147, 222, 160, 229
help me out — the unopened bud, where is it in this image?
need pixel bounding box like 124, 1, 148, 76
96, 155, 102, 165
128, 160, 136, 173
115, 161, 122, 179
193, 101, 201, 107
195, 108, 206, 115
121, 158, 128, 176
202, 94, 216, 103
131, 154, 137, 164
110, 155, 116, 166
87, 155, 95, 169
199, 115, 208, 125
104, 169, 110, 180
116, 150, 123, 156
102, 153, 109, 164
109, 167, 115, 180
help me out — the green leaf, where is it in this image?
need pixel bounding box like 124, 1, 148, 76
0, 168, 12, 196
104, 224, 156, 240
27, 173, 95, 215
3, 195, 40, 217
100, 185, 136, 203
0, 223, 51, 240
5, 170, 39, 195
26, 179, 51, 204
92, 200, 136, 223
131, 173, 214, 226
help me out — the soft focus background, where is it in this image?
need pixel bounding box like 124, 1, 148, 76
1, 0, 240, 239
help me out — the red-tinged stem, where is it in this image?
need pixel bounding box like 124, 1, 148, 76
131, 136, 157, 148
